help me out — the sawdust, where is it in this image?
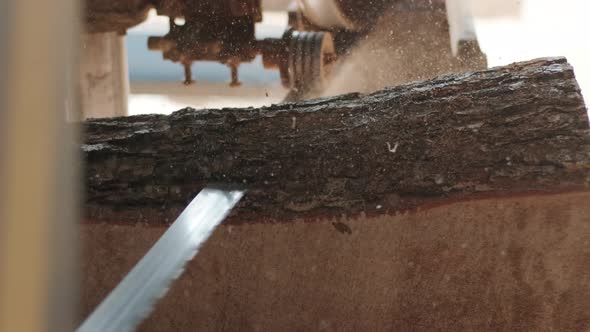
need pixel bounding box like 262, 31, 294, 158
322, 7, 486, 97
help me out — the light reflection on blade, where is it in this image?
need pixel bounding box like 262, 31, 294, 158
77, 187, 245, 332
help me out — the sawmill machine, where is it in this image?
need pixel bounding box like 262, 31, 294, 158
85, 0, 478, 98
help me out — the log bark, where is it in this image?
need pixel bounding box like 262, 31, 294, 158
83, 57, 590, 224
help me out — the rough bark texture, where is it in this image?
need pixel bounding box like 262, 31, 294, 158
83, 57, 590, 224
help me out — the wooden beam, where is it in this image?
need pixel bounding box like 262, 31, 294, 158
83, 57, 590, 224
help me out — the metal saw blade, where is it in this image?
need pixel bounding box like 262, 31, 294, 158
77, 187, 244, 332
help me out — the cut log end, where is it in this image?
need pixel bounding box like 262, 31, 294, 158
83, 57, 590, 224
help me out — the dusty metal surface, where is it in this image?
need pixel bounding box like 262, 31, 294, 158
84, 0, 337, 93
83, 0, 477, 97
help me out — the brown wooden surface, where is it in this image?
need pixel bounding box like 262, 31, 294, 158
81, 192, 590, 331
83, 57, 590, 224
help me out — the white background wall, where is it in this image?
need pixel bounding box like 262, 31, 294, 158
468, 0, 589, 101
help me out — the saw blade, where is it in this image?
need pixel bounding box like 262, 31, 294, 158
77, 187, 244, 332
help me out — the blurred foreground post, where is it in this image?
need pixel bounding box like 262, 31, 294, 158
0, 0, 80, 331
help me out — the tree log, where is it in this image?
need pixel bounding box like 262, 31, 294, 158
83, 57, 590, 224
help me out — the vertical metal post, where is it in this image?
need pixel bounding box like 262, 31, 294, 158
79, 32, 129, 119
0, 0, 80, 331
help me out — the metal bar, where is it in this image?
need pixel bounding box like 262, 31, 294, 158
77, 187, 244, 332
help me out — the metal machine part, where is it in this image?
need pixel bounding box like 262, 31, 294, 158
295, 0, 393, 31
286, 30, 335, 91
82, 0, 482, 98
147, 12, 336, 95
146, 0, 263, 85
77, 187, 245, 332
295, 0, 356, 30
84, 0, 341, 94
289, 0, 453, 54
281, 29, 336, 99
261, 29, 336, 91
